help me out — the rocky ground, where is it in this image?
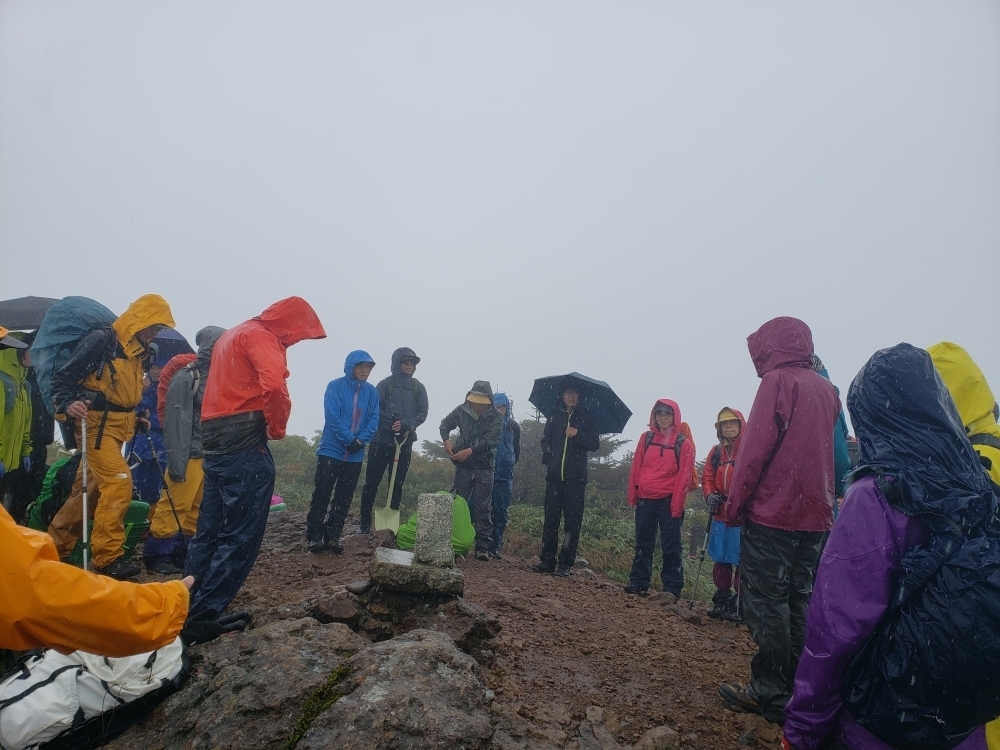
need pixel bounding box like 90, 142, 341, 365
123, 512, 783, 749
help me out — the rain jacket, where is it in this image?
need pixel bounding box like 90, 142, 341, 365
627, 399, 696, 516
317, 350, 380, 463
493, 393, 521, 482
50, 295, 175, 447
0, 348, 32, 470
0, 505, 188, 656
162, 327, 225, 481
812, 355, 853, 497
541, 403, 601, 483
202, 297, 326, 448
701, 408, 746, 521
372, 347, 428, 446
724, 317, 839, 532
784, 343, 997, 750
928, 341, 1000, 485
439, 381, 504, 471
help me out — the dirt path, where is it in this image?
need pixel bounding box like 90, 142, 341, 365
157, 512, 779, 748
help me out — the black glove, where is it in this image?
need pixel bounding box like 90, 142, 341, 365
348, 438, 365, 454
706, 492, 724, 514
181, 609, 251, 646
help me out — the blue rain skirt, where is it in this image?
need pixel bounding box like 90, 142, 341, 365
707, 519, 740, 564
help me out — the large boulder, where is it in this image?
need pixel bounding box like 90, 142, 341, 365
370, 547, 465, 596
104, 618, 367, 750
298, 629, 494, 750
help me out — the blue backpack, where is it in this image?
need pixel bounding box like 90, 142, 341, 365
29, 297, 117, 416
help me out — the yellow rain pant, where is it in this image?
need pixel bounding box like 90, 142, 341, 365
149, 458, 204, 538
48, 412, 136, 569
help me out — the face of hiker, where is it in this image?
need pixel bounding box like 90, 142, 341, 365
563, 390, 579, 410
400, 358, 416, 375
497, 404, 507, 416
721, 420, 741, 439
470, 401, 490, 416
353, 363, 373, 381
136, 324, 165, 346
149, 364, 163, 383
655, 410, 675, 430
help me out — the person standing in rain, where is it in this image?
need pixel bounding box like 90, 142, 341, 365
184, 297, 326, 617
48, 295, 176, 581
306, 350, 379, 553
489, 392, 520, 558
718, 317, 839, 725
128, 343, 167, 506
358, 347, 427, 534
533, 383, 600, 576
623, 399, 695, 598
143, 326, 225, 575
440, 381, 503, 561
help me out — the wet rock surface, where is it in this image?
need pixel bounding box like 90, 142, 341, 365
370, 547, 466, 596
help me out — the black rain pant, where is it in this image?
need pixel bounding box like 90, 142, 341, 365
540, 478, 587, 569
358, 440, 412, 530
307, 456, 363, 544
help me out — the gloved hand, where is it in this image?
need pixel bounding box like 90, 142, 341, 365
22, 456, 30, 472
347, 438, 365, 454
706, 492, 724, 514
181, 609, 252, 646
0, 461, 5, 480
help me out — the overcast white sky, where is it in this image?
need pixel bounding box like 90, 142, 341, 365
2, 2, 998, 454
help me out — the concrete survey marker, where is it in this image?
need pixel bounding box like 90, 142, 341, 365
414, 492, 455, 568
370, 548, 465, 596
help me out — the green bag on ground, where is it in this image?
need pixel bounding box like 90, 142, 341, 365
396, 493, 475, 556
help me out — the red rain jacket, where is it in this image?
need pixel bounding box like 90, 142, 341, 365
701, 408, 746, 521
201, 297, 326, 440
724, 318, 839, 532
627, 398, 696, 517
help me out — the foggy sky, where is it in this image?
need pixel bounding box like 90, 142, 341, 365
2, 2, 998, 455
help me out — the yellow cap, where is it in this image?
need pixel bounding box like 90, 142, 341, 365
716, 407, 739, 424
466, 392, 493, 405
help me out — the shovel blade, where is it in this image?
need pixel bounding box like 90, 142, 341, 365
374, 507, 400, 534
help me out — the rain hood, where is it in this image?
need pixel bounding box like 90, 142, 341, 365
256, 297, 326, 347
747, 317, 814, 378
112, 295, 175, 359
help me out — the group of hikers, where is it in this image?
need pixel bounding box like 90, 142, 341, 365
2, 294, 1000, 750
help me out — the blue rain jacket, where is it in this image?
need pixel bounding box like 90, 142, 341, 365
317, 350, 379, 463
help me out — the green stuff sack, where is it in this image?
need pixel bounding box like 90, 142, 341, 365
395, 493, 475, 556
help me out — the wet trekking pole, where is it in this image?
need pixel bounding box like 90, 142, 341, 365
688, 513, 714, 610
81, 416, 89, 571
145, 431, 185, 541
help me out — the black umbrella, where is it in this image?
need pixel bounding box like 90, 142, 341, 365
152, 328, 194, 366
0, 296, 59, 330
528, 372, 632, 434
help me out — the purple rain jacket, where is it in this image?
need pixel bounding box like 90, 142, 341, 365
782, 473, 988, 750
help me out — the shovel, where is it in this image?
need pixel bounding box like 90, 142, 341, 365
374, 433, 408, 534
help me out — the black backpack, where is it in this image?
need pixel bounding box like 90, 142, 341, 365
845, 471, 1000, 749
970, 433, 1000, 472
642, 431, 686, 465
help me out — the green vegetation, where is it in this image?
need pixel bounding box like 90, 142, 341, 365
285, 663, 352, 750
271, 416, 718, 602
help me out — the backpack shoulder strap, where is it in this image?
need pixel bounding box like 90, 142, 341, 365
674, 432, 686, 464
0, 371, 17, 414
970, 433, 1000, 451
710, 443, 722, 471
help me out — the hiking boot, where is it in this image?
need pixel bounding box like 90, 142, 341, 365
308, 540, 325, 553
97, 558, 142, 581
532, 561, 556, 574
719, 683, 761, 715
722, 595, 744, 624
358, 525, 373, 535
475, 549, 490, 561
708, 590, 730, 619
624, 584, 649, 596
326, 541, 344, 554
554, 566, 571, 577
488, 549, 502, 560
149, 561, 182, 576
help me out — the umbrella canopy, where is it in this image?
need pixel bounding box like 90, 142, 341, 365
0, 296, 59, 330
152, 328, 194, 367
528, 372, 632, 434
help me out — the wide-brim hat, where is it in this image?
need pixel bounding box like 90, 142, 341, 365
466, 392, 493, 405
715, 407, 740, 428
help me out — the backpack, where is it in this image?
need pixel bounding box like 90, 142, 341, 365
642, 431, 686, 465
970, 433, 1000, 472
29, 297, 117, 417
845, 471, 1000, 749
0, 638, 187, 750
26, 455, 81, 532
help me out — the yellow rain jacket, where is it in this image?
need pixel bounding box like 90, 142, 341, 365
928, 341, 1000, 485
0, 347, 31, 470
1, 505, 188, 655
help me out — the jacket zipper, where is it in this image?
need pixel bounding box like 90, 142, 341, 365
561, 409, 573, 481
344, 385, 360, 460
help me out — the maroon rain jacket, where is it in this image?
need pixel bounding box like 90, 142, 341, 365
724, 317, 839, 532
